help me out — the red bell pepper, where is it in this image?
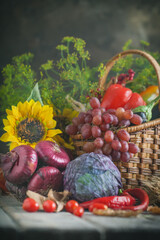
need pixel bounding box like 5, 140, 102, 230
124, 92, 146, 110
101, 84, 146, 110
101, 84, 132, 110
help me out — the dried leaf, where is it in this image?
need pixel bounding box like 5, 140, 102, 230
93, 208, 143, 217
47, 189, 71, 212
147, 206, 160, 215
26, 190, 47, 210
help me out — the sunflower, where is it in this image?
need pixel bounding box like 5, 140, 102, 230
0, 100, 62, 151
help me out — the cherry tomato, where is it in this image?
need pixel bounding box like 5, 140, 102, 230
73, 206, 84, 217
43, 200, 57, 213
65, 200, 79, 213
89, 203, 108, 212
22, 198, 39, 212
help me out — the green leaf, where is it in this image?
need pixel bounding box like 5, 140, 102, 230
27, 83, 44, 105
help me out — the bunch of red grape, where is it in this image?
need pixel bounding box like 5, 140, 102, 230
65, 97, 141, 162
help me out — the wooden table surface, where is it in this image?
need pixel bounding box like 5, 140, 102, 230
0, 193, 160, 240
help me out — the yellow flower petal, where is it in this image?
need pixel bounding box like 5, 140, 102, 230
46, 119, 57, 129
3, 119, 10, 127
47, 129, 62, 137
0, 133, 10, 142
4, 125, 15, 135
6, 109, 13, 115
7, 115, 16, 128
11, 106, 22, 120
31, 101, 42, 117
10, 142, 19, 151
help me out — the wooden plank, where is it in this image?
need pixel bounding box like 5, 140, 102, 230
0, 194, 102, 240
1, 194, 160, 240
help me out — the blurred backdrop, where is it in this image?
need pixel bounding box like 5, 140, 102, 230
0, 0, 160, 152
0, 0, 160, 76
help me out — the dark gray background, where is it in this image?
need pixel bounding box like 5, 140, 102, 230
0, 0, 160, 79
0, 0, 160, 152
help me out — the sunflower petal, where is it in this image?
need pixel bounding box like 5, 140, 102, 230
6, 109, 13, 115
4, 125, 15, 135
10, 142, 19, 151
46, 119, 57, 129
7, 115, 16, 128
12, 106, 22, 120
47, 129, 62, 137
0, 133, 10, 142
3, 119, 10, 127
31, 101, 42, 117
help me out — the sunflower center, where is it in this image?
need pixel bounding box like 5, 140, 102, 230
17, 118, 45, 143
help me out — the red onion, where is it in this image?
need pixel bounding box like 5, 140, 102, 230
35, 141, 70, 170
0, 145, 38, 184
27, 166, 63, 195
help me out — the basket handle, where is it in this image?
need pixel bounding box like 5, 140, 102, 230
99, 49, 160, 94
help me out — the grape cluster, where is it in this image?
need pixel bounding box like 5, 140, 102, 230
65, 97, 141, 162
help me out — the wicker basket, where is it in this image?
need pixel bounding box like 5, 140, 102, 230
71, 49, 160, 189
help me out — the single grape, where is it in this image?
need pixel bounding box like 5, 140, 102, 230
102, 143, 112, 155
123, 110, 133, 120
112, 115, 119, 126
111, 139, 122, 151
78, 112, 86, 124
81, 123, 92, 139
119, 119, 130, 127
130, 114, 143, 125
91, 126, 102, 138
104, 130, 114, 143
107, 109, 116, 115
115, 107, 125, 120
87, 109, 93, 115
89, 97, 101, 109
92, 115, 102, 125
92, 108, 102, 117
83, 142, 94, 153
65, 124, 78, 135
111, 150, 121, 162
72, 117, 80, 126
103, 113, 113, 124
117, 129, 130, 142
100, 123, 110, 132
85, 114, 93, 123
128, 142, 139, 154
94, 137, 104, 148
120, 140, 129, 152
121, 152, 130, 162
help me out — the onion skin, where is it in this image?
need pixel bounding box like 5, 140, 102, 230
27, 166, 63, 195
5, 181, 27, 201
35, 141, 70, 170
0, 145, 38, 184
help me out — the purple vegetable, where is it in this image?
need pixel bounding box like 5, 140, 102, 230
5, 181, 27, 201
27, 166, 63, 195
35, 141, 70, 170
0, 145, 38, 184
64, 152, 122, 202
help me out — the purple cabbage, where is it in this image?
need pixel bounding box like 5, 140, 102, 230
63, 152, 122, 202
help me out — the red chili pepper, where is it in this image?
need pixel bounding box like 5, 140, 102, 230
118, 188, 149, 211
79, 194, 136, 209
89, 203, 108, 212
101, 84, 132, 110
124, 92, 146, 110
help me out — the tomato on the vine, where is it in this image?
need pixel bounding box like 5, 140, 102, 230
22, 198, 39, 212
43, 200, 57, 213
73, 206, 84, 217
65, 200, 79, 213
